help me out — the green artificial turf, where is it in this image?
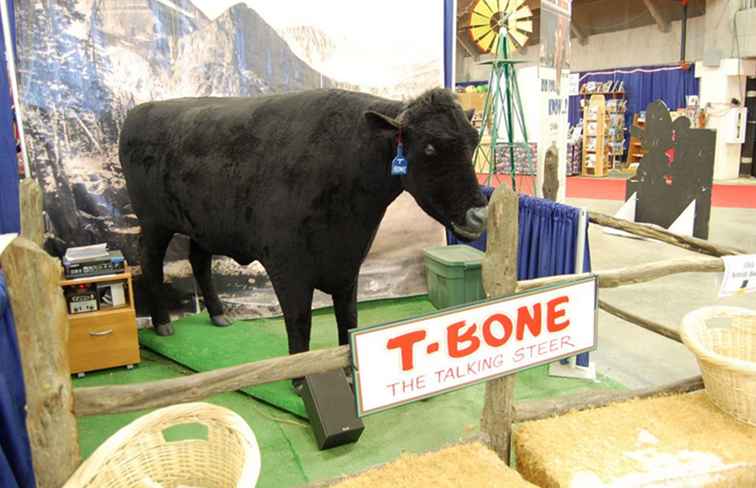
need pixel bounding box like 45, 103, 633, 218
139, 296, 437, 418
75, 296, 625, 487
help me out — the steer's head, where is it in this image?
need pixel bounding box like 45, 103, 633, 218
366, 88, 488, 241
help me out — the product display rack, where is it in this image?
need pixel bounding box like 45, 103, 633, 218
581, 94, 608, 177
580, 87, 627, 175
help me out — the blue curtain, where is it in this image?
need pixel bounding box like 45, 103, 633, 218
446, 190, 591, 279
0, 272, 36, 488
568, 64, 700, 152
517, 195, 591, 280
0, 0, 19, 234
444, 0, 454, 88
447, 190, 592, 367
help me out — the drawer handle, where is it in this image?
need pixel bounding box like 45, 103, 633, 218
89, 329, 113, 337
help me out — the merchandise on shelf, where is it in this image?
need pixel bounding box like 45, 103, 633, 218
492, 142, 538, 175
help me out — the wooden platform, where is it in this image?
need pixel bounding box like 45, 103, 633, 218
514, 391, 756, 487
330, 442, 535, 488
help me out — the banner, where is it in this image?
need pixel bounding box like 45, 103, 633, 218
537, 0, 572, 201
15, 0, 446, 317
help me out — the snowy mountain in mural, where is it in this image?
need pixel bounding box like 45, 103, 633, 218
280, 24, 441, 100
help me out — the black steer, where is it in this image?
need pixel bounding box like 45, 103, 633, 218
120, 88, 488, 359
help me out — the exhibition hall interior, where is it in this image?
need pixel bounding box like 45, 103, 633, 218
2, 0, 756, 486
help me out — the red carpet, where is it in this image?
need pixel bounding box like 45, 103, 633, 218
478, 174, 756, 209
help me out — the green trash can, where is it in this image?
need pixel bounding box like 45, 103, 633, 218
423, 245, 485, 309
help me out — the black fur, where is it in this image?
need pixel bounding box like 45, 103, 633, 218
119, 88, 486, 354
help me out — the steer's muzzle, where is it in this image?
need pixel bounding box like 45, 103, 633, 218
451, 205, 488, 241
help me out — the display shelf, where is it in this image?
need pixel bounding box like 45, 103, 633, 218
581, 94, 608, 177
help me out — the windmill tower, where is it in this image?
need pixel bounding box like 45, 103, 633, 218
463, 0, 533, 190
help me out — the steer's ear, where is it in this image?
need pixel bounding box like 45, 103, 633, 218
364, 111, 401, 134
465, 108, 475, 122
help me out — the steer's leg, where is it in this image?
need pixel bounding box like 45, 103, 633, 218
189, 240, 230, 327
333, 284, 357, 346
333, 283, 358, 386
270, 275, 314, 395
140, 225, 174, 336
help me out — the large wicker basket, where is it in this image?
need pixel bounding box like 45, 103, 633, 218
681, 306, 756, 426
63, 403, 261, 488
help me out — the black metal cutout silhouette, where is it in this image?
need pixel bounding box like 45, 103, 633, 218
626, 100, 715, 239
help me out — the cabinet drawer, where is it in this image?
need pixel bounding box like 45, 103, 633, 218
68, 307, 140, 374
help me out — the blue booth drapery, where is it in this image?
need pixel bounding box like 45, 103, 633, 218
0, 0, 20, 235
0, 272, 36, 488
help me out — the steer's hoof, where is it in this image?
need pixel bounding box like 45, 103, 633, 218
210, 314, 232, 327
155, 322, 174, 336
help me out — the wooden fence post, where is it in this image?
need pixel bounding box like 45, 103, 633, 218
1, 237, 80, 487
19, 178, 45, 247
480, 185, 518, 463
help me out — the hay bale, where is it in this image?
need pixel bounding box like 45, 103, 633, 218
330, 442, 536, 488
515, 391, 756, 487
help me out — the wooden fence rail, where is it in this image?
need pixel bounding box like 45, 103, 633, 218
588, 211, 744, 257
517, 256, 724, 292
75, 346, 350, 416
599, 299, 682, 343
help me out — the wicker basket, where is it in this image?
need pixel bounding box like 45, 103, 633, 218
63, 403, 261, 488
681, 306, 756, 426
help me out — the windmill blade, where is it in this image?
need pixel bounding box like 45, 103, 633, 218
509, 29, 529, 48
509, 5, 532, 21
473, 0, 493, 17
480, 0, 497, 15
473, 28, 494, 45
471, 23, 493, 39
460, 23, 492, 30
507, 0, 526, 13
486, 32, 500, 53
513, 19, 533, 33
474, 31, 495, 51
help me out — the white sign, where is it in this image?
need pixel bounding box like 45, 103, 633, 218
719, 255, 756, 297
350, 277, 598, 416
568, 73, 580, 97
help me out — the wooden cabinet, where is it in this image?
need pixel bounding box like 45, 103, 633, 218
61, 268, 140, 375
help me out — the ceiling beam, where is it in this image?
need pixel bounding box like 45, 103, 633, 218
571, 21, 589, 45
642, 0, 670, 33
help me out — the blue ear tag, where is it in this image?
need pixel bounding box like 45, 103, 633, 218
391, 143, 408, 176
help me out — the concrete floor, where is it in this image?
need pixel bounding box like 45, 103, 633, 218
565, 198, 756, 389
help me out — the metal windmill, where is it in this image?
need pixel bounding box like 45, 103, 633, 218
464, 0, 533, 189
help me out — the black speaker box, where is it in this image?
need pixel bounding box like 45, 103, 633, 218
302, 369, 364, 450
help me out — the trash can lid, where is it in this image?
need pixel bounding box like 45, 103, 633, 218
423, 245, 484, 266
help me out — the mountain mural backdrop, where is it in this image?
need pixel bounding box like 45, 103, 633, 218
15, 0, 444, 316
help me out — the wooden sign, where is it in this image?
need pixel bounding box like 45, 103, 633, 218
350, 277, 597, 416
